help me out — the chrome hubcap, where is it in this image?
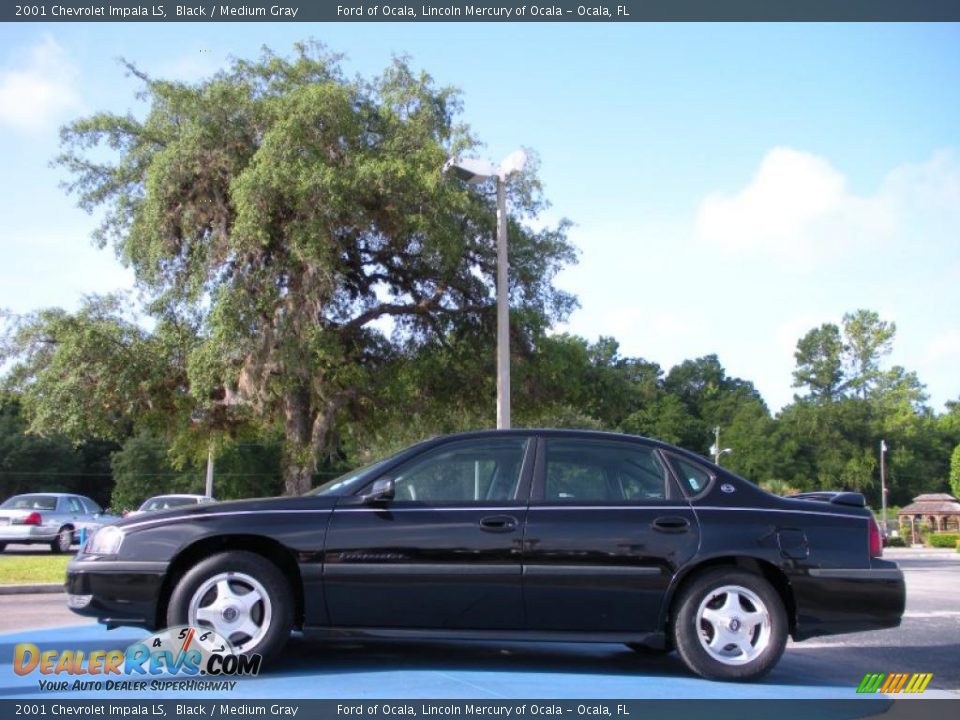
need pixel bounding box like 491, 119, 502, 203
696, 584, 771, 666
188, 572, 271, 654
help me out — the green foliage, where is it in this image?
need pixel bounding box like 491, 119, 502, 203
886, 536, 906, 548
792, 323, 845, 401
0, 397, 116, 508
928, 533, 960, 549
950, 445, 960, 499
110, 430, 284, 511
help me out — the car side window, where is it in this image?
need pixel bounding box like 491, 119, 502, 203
543, 439, 667, 503
386, 438, 528, 504
67, 497, 85, 514
80, 497, 102, 514
669, 455, 714, 495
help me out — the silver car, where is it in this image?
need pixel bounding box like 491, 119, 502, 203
0, 493, 119, 553
125, 493, 216, 517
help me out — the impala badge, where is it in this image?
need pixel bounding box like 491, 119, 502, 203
720, 483, 736, 494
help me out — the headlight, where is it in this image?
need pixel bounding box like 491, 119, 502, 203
86, 526, 124, 555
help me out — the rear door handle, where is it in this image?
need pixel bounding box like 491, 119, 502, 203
652, 516, 691, 533
479, 515, 519, 533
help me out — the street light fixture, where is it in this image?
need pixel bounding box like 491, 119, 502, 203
443, 149, 527, 430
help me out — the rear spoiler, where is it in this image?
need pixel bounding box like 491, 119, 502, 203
787, 491, 866, 508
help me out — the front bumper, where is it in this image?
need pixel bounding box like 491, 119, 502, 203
791, 560, 906, 641
65, 558, 169, 630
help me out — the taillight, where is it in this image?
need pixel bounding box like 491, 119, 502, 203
869, 516, 883, 558
23, 512, 42, 526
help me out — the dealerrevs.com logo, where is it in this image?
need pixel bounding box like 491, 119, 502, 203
14, 626, 261, 692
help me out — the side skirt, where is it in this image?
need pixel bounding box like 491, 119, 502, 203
300, 626, 667, 648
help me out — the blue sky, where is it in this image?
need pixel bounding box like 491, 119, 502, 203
1, 22, 958, 412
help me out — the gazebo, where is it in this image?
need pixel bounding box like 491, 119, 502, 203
898, 493, 960, 542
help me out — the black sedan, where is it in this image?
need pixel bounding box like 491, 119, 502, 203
66, 430, 905, 681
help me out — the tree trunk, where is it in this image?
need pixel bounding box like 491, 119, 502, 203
281, 384, 342, 496
282, 386, 316, 496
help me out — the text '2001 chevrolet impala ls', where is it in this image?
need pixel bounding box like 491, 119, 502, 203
66, 429, 905, 681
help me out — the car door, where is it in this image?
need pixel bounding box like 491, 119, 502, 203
522, 435, 700, 632
323, 435, 534, 630
64, 496, 88, 534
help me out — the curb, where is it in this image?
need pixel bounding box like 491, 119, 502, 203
0, 583, 64, 595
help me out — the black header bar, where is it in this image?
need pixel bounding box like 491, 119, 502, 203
5, 1, 960, 23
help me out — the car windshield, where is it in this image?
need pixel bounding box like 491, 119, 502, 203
141, 497, 199, 511
305, 457, 395, 497
1, 494, 58, 511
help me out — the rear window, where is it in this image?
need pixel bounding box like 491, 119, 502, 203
1, 494, 58, 511
141, 497, 199, 511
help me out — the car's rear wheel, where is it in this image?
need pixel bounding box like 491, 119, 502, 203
166, 551, 292, 663
50, 527, 72, 554
0, 543, 6, 553
672, 569, 787, 681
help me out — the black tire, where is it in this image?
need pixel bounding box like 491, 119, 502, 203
625, 642, 672, 656
672, 569, 787, 681
50, 527, 73, 554
0, 543, 6, 552
166, 551, 293, 664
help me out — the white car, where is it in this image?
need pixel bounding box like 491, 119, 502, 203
125, 494, 216, 517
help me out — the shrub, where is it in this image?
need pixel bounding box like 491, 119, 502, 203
928, 533, 960, 549
886, 536, 906, 548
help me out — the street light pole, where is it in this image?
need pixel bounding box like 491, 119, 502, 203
495, 176, 510, 429
712, 425, 732, 465
880, 439, 888, 533
443, 150, 527, 430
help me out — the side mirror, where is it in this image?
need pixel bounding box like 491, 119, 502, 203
362, 478, 395, 504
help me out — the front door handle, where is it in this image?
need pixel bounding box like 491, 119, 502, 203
479, 515, 518, 533
652, 516, 691, 533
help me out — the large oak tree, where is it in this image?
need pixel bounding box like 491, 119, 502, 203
6, 43, 576, 495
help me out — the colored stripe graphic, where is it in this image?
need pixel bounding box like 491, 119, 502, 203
858, 672, 933, 694
857, 673, 885, 693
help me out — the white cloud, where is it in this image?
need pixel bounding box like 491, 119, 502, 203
696, 147, 908, 267
0, 35, 81, 131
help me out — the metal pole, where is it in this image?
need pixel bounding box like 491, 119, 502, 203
880, 439, 888, 533
714, 426, 721, 465
205, 442, 214, 498
495, 176, 510, 429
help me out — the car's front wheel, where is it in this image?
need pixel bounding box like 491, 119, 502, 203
166, 551, 293, 663
672, 569, 787, 681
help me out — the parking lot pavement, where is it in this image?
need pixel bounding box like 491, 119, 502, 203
0, 548, 956, 700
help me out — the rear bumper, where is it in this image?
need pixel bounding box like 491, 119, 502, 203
0, 526, 58, 543
791, 560, 906, 641
65, 559, 168, 630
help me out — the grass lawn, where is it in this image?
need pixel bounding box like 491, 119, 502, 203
0, 554, 70, 584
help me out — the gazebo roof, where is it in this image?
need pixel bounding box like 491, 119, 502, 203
899, 493, 960, 515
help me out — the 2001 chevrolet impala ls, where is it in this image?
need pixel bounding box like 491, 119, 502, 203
66, 429, 905, 681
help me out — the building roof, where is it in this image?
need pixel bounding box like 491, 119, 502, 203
899, 493, 960, 515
